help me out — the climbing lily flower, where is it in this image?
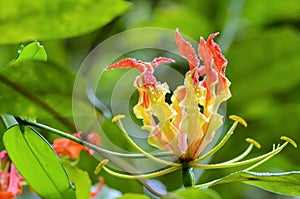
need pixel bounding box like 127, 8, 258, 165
105, 29, 230, 161
172, 29, 231, 161
106, 57, 179, 153
0, 150, 24, 198
102, 29, 296, 187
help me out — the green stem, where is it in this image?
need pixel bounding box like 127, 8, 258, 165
182, 167, 195, 187
1, 115, 18, 127
16, 117, 174, 159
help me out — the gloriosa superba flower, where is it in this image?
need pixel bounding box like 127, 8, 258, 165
99, 29, 296, 187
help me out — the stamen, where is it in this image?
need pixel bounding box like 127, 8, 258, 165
94, 159, 109, 174
112, 115, 125, 123
244, 153, 274, 171
220, 139, 260, 164
101, 165, 181, 179
222, 144, 253, 164
246, 138, 261, 149
229, 115, 247, 127
244, 141, 291, 171
192, 140, 288, 170
113, 115, 181, 167
280, 136, 297, 148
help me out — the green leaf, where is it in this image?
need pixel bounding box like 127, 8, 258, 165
3, 125, 76, 199
62, 161, 92, 199
206, 171, 300, 196
116, 193, 150, 199
166, 188, 222, 199
0, 0, 130, 44
0, 60, 91, 129
12, 41, 47, 64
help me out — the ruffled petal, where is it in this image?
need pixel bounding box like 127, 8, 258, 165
190, 113, 223, 159
105, 58, 138, 71
175, 29, 199, 71
198, 36, 218, 86
151, 57, 175, 68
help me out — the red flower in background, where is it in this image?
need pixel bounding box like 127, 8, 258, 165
53, 132, 100, 159
90, 177, 104, 198
53, 133, 104, 197
0, 150, 24, 199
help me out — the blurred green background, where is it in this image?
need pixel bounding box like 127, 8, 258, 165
0, 0, 300, 198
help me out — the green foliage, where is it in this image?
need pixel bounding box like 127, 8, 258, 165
168, 188, 222, 199
0, 61, 76, 125
121, 0, 226, 39
242, 0, 300, 26
0, 0, 300, 198
12, 41, 47, 64
3, 124, 75, 199
139, 2, 213, 38
62, 161, 92, 199
207, 171, 300, 196
116, 193, 151, 199
100, 119, 137, 152
228, 28, 300, 119
0, 0, 130, 44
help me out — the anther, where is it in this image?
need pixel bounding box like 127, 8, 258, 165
112, 115, 125, 123
229, 115, 247, 127
246, 138, 261, 149
280, 136, 297, 148
94, 159, 109, 174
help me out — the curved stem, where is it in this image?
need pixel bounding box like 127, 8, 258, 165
16, 117, 175, 159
